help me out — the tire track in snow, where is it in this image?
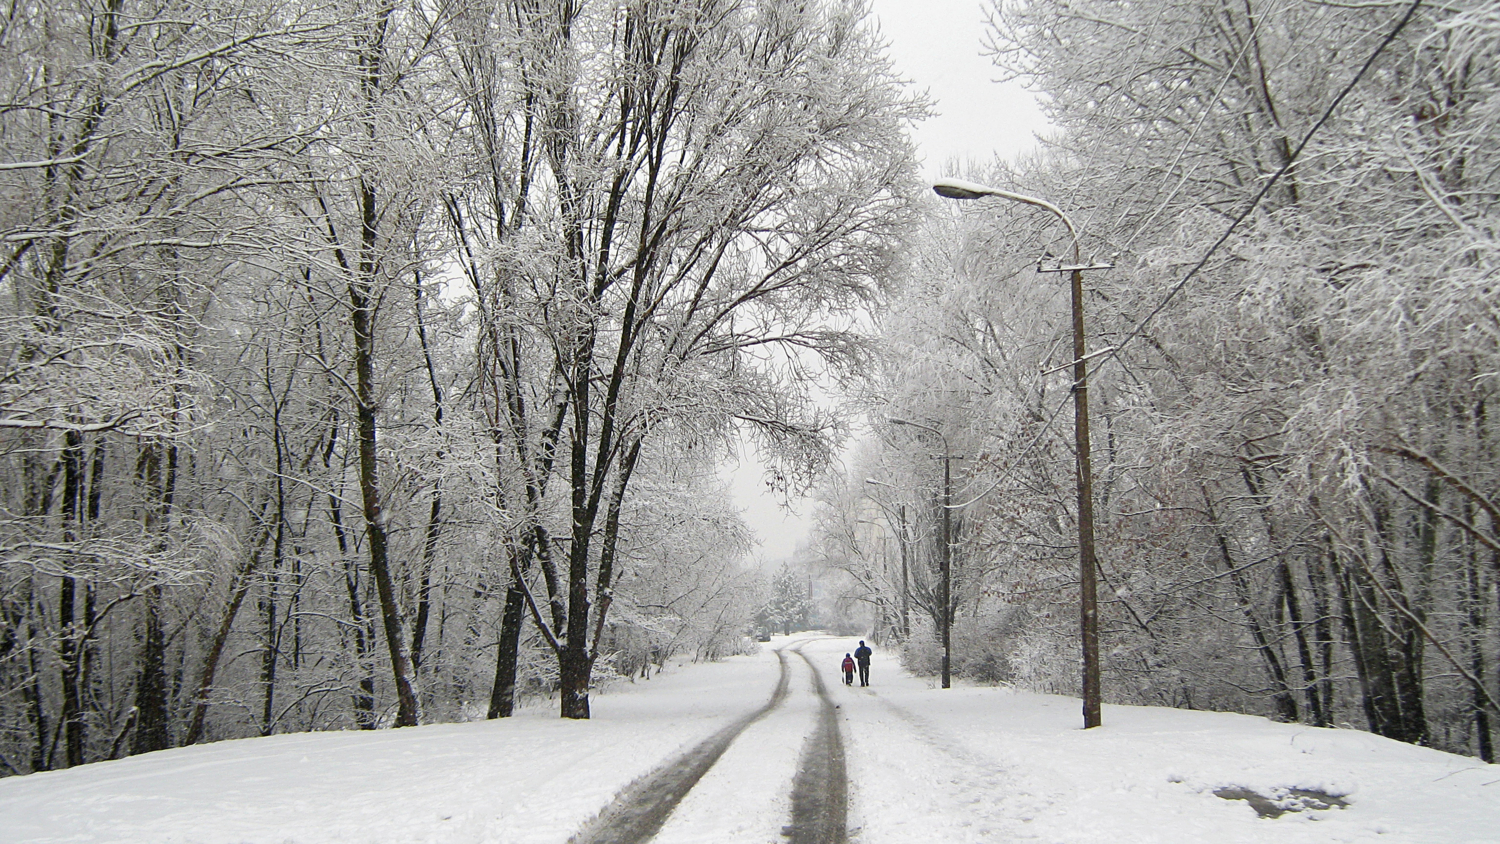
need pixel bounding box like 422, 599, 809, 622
570, 647, 793, 844
783, 648, 848, 844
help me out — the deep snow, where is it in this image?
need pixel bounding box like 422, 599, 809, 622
1, 634, 1496, 843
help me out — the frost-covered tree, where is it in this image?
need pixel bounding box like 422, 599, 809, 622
0, 0, 354, 769
0, 0, 920, 769
760, 562, 811, 636
442, 0, 921, 719
861, 0, 1500, 757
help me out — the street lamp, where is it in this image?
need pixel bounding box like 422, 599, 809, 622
933, 176, 1105, 729
888, 418, 953, 690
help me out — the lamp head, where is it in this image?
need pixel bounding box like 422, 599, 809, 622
932, 178, 991, 200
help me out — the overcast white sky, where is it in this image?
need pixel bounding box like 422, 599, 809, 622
724, 0, 1049, 565
868, 0, 1047, 181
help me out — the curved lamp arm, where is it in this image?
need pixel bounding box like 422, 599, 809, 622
933, 177, 1080, 262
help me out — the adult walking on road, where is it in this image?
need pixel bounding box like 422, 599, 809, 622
854, 640, 872, 687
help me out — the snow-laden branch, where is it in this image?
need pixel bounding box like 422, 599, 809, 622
0, 412, 140, 433
0, 154, 90, 172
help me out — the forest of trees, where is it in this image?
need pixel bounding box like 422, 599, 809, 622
4, 0, 1496, 778
814, 0, 1498, 761
0, 0, 919, 773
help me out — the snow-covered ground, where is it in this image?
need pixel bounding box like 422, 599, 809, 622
2, 633, 1496, 843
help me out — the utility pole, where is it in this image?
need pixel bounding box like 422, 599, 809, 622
898, 502, 910, 640
889, 418, 954, 690
1037, 256, 1110, 729
933, 177, 1113, 729
864, 479, 913, 641
940, 447, 952, 690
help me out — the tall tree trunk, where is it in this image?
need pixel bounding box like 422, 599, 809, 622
344, 0, 419, 730
321, 350, 378, 729
557, 436, 642, 720
1204, 490, 1298, 721
559, 517, 593, 720
558, 290, 596, 721
488, 580, 527, 719
1308, 543, 1338, 725
290, 547, 304, 672
184, 523, 267, 745
59, 430, 85, 766
410, 275, 445, 673
483, 391, 567, 717
80, 439, 106, 752
330, 490, 378, 729
351, 278, 419, 727
558, 646, 591, 720
488, 508, 561, 718
1467, 536, 1494, 761
410, 495, 439, 673
1369, 491, 1427, 745
1387, 479, 1441, 746
1242, 466, 1325, 726
130, 439, 176, 755
1336, 551, 1404, 740
133, 243, 189, 754
58, 577, 81, 766
130, 583, 170, 754
488, 529, 551, 720
7, 589, 50, 772
260, 483, 284, 736
1279, 560, 1326, 726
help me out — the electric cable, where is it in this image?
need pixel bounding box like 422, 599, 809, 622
1086, 0, 1426, 383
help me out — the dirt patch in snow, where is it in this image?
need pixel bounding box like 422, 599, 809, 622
1213, 786, 1349, 819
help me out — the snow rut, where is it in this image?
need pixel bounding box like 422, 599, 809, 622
783, 648, 849, 844
570, 648, 795, 844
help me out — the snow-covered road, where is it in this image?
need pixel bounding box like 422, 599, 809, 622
646, 642, 826, 844
2, 632, 1496, 843
581, 637, 848, 844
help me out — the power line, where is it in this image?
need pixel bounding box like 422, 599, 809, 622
932, 0, 1425, 512
1090, 0, 1427, 382
1111, 0, 1296, 253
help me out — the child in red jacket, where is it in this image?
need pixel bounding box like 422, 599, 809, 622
842, 653, 856, 686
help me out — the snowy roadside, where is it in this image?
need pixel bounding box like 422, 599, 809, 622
811, 637, 1500, 844
0, 646, 784, 844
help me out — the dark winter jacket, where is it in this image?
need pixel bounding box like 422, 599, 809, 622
854, 645, 872, 665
